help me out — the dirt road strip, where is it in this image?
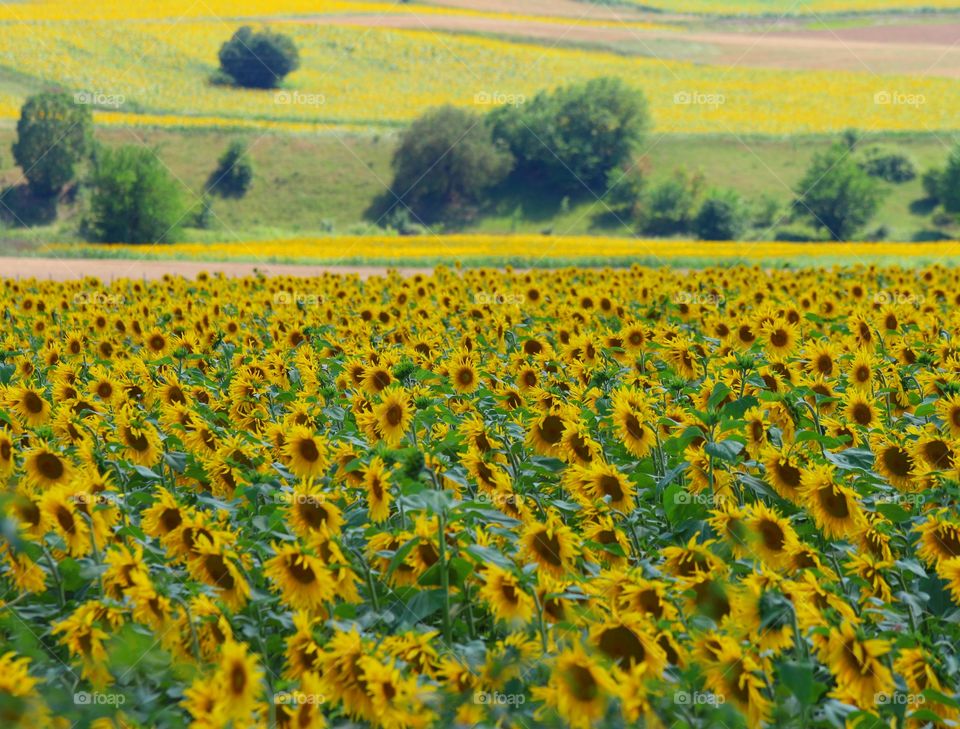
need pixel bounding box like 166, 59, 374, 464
0, 258, 435, 282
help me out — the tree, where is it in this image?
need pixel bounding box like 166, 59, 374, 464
12, 92, 92, 197
207, 140, 254, 198
939, 145, 960, 214
793, 143, 883, 241
694, 189, 747, 241
82, 145, 186, 244
218, 26, 300, 89
491, 77, 649, 194
637, 169, 704, 236
388, 105, 513, 222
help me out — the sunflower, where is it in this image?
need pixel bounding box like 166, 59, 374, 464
909, 426, 955, 471
448, 354, 480, 394
869, 433, 917, 490
579, 462, 635, 512
142, 487, 185, 539
591, 615, 666, 679
847, 349, 875, 392
283, 426, 329, 479
23, 441, 73, 489
746, 502, 798, 569
800, 464, 865, 539
186, 540, 250, 610
364, 456, 394, 523
915, 511, 960, 568
937, 392, 960, 437
361, 363, 393, 394
284, 612, 324, 680
479, 565, 534, 623
805, 340, 840, 377
213, 640, 265, 724
703, 642, 772, 726
8, 386, 50, 427
116, 414, 162, 467
527, 412, 567, 457
761, 319, 798, 359
560, 422, 601, 466
372, 386, 413, 446
521, 512, 579, 578
762, 446, 804, 502
265, 543, 336, 612
611, 389, 655, 458
0, 428, 14, 477
532, 646, 616, 729
843, 392, 879, 430
821, 621, 893, 708
288, 483, 344, 538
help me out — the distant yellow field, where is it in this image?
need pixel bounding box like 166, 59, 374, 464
0, 21, 953, 136
50, 237, 960, 265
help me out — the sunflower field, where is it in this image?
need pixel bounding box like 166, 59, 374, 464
1, 264, 960, 728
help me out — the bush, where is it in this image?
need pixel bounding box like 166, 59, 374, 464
491, 77, 649, 194
218, 26, 299, 89
940, 145, 960, 214
388, 105, 513, 223
82, 145, 186, 244
12, 92, 92, 197
922, 167, 943, 203
857, 146, 917, 183
207, 140, 253, 198
637, 169, 703, 236
604, 164, 645, 219
793, 143, 883, 241
694, 189, 747, 241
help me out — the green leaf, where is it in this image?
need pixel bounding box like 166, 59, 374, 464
778, 660, 824, 705
704, 439, 744, 462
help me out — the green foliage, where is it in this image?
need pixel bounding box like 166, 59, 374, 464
857, 145, 917, 183
491, 77, 649, 194
637, 169, 704, 236
82, 145, 187, 244
694, 189, 747, 241
793, 143, 883, 242
207, 140, 254, 198
604, 163, 646, 219
922, 167, 943, 203
388, 105, 513, 223
12, 92, 92, 197
218, 26, 300, 89
939, 145, 960, 214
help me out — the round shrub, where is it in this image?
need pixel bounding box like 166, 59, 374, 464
218, 26, 300, 89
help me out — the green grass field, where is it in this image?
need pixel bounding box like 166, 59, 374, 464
0, 125, 954, 247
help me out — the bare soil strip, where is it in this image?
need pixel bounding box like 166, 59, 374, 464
0, 257, 433, 282
300, 13, 960, 77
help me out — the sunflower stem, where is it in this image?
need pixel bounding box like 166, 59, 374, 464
41, 545, 65, 608
531, 585, 549, 653
437, 513, 452, 645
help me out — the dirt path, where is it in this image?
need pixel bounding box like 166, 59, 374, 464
0, 257, 434, 282
301, 13, 960, 77
420, 0, 662, 21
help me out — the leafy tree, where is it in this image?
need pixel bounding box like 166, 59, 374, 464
857, 146, 917, 183
207, 140, 254, 198
694, 189, 747, 241
82, 145, 186, 244
12, 92, 92, 197
218, 26, 300, 89
388, 105, 513, 222
637, 169, 704, 236
922, 167, 943, 204
793, 143, 883, 241
939, 145, 960, 214
491, 77, 649, 194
